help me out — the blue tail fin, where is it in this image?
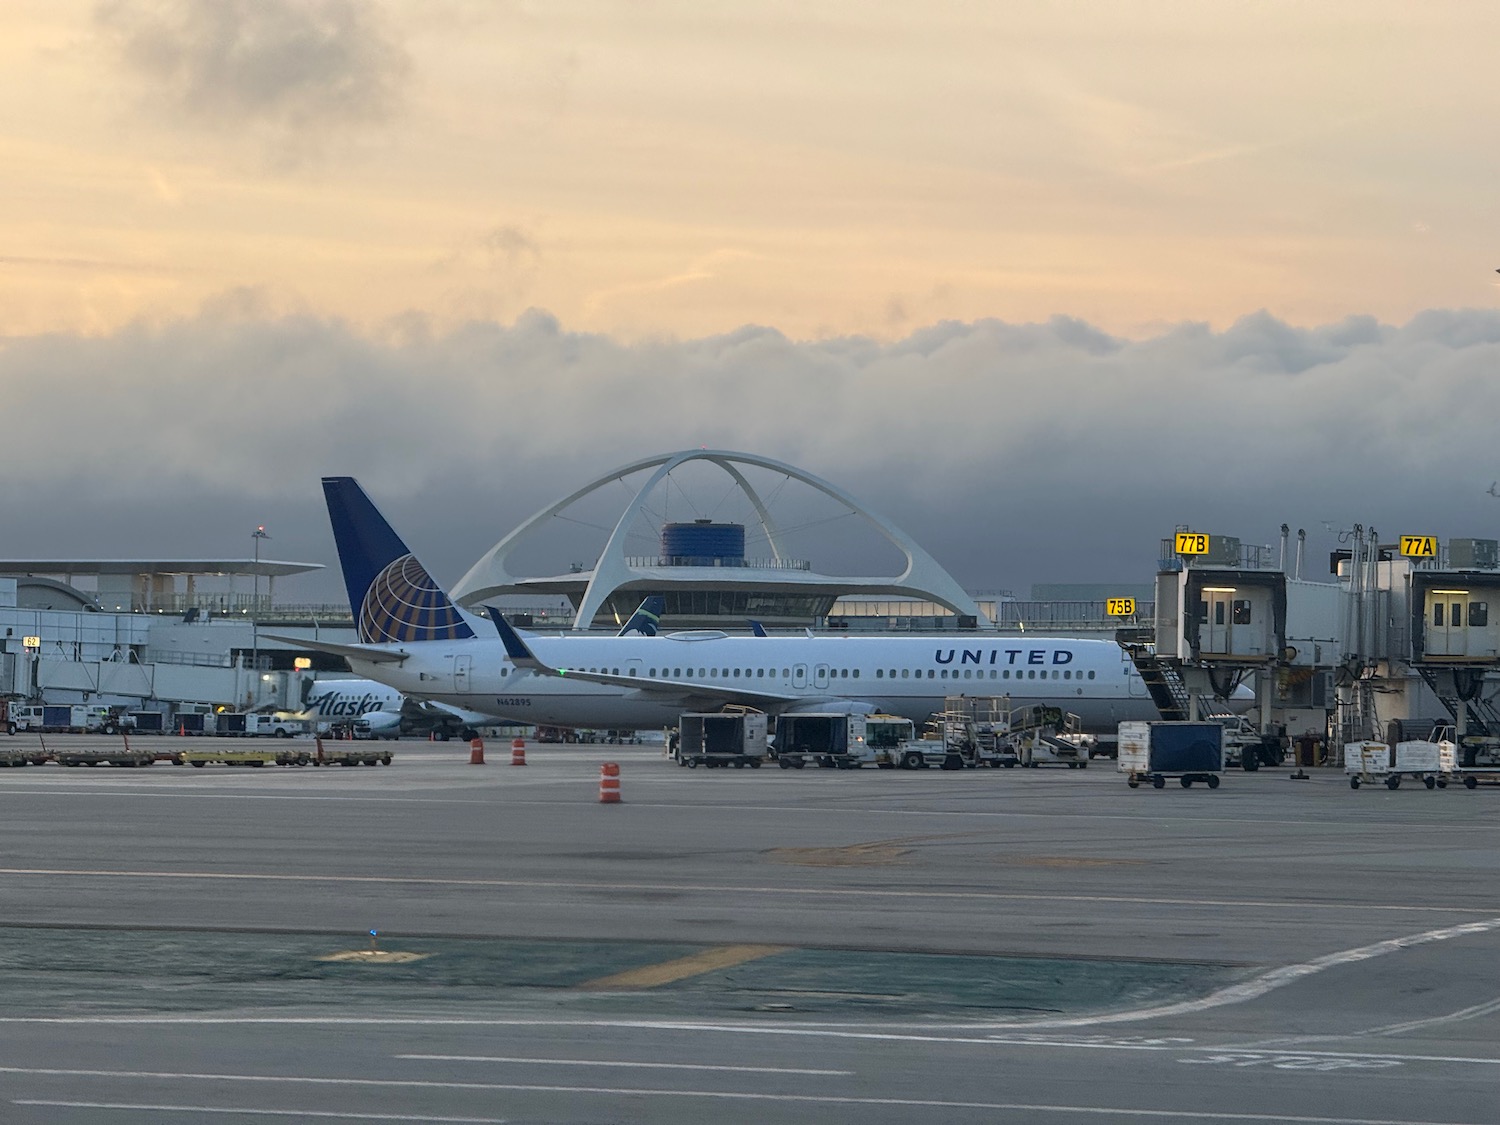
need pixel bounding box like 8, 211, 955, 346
322, 477, 475, 643
617, 596, 664, 637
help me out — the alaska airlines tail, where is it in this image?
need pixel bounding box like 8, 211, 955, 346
617, 596, 664, 637
322, 476, 476, 643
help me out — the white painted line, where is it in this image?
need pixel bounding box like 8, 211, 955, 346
1365, 995, 1500, 1037
14, 1103, 505, 1123
0, 1074, 1486, 1123
394, 1053, 848, 1074
0, 865, 1489, 915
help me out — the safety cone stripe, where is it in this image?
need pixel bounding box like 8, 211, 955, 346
599, 762, 621, 803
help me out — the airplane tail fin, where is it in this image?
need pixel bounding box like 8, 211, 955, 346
321, 477, 476, 644
617, 596, 664, 637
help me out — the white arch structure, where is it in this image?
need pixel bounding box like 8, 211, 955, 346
449, 449, 986, 630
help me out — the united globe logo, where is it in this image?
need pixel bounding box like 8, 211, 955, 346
358, 555, 473, 643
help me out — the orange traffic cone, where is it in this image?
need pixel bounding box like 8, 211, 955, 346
511, 737, 527, 766
469, 737, 485, 765
599, 762, 621, 804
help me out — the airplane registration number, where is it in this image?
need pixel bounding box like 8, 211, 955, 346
495, 697, 533, 707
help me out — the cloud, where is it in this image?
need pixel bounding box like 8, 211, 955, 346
4, 304, 1499, 603
96, 0, 410, 154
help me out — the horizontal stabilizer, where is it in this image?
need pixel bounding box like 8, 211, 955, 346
262, 634, 409, 665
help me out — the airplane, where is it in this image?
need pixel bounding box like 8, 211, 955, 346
295, 599, 668, 740
299, 677, 495, 741
276, 477, 1242, 734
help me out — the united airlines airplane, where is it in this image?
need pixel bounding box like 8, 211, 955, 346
277, 477, 1217, 732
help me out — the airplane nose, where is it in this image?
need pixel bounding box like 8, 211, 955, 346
1230, 682, 1256, 711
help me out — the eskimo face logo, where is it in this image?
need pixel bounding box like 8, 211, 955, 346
359, 555, 474, 643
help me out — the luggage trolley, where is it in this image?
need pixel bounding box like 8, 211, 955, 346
1346, 736, 1453, 790
1118, 721, 1225, 790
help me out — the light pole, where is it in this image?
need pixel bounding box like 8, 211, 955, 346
251, 526, 270, 695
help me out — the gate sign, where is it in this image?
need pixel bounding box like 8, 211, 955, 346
1106, 597, 1136, 617
1399, 535, 1437, 558
1175, 531, 1210, 555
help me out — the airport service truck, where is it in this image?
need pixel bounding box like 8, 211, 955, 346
8, 704, 116, 734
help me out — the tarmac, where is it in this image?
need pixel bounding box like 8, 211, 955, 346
1, 734, 1498, 1124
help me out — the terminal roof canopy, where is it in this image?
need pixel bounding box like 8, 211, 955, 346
450, 448, 985, 630
0, 560, 323, 579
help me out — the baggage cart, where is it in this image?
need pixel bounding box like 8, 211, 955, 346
1118, 720, 1224, 789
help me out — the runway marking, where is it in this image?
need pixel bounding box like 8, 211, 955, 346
0, 865, 1491, 915
1364, 995, 1500, 1037
576, 943, 788, 989
0, 1071, 1489, 1123
6, 914, 1496, 1038
394, 1054, 847, 1074
14, 1104, 506, 1123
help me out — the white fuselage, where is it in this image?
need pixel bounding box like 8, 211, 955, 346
342, 632, 1167, 731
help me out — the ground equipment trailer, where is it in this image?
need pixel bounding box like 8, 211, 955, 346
1345, 735, 1454, 790
1118, 720, 1225, 789
902, 697, 1020, 769
55, 744, 155, 767
772, 713, 878, 769
674, 711, 766, 768
312, 738, 391, 766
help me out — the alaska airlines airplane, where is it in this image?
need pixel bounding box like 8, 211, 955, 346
278, 477, 1217, 732
300, 678, 493, 740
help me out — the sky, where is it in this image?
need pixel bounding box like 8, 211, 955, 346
3, 1, 1499, 605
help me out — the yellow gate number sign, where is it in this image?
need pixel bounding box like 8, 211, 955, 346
1106, 598, 1136, 617
1399, 535, 1437, 558
1175, 532, 1210, 555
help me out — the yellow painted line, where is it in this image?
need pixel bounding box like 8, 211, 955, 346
578, 944, 789, 991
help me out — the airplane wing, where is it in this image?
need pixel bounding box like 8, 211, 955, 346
485, 608, 799, 711
262, 635, 410, 665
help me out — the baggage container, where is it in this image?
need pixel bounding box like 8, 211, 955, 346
1118, 721, 1224, 789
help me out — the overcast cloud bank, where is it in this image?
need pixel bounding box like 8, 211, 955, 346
3, 306, 1498, 601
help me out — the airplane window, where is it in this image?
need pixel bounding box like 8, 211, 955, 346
1088, 670, 1096, 679
674, 668, 681, 677
963, 670, 971, 679
927, 670, 935, 678
732, 668, 740, 678
699, 668, 705, 677
1028, 670, 1036, 679
1052, 671, 1059, 679
1063, 670, 1071, 679
876, 670, 884, 679
613, 668, 620, 676
841, 669, 848, 678
1002, 670, 1010, 679
889, 669, 896, 679
852, 670, 858, 678
783, 668, 790, 677
901, 670, 909, 678
757, 669, 764, 677
649, 669, 656, 677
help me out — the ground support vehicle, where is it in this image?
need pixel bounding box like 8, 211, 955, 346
673, 711, 766, 769
55, 745, 155, 768
0, 743, 50, 767
1346, 736, 1453, 790
1118, 720, 1224, 789
176, 748, 278, 767
772, 713, 870, 769
313, 738, 393, 766
1221, 718, 1287, 772
1015, 706, 1091, 769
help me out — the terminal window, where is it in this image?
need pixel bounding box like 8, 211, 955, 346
1473, 603, 1489, 627
1233, 600, 1252, 625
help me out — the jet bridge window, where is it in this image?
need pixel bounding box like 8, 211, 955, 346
1232, 600, 1252, 625
1472, 602, 1489, 627
1435, 604, 1462, 627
